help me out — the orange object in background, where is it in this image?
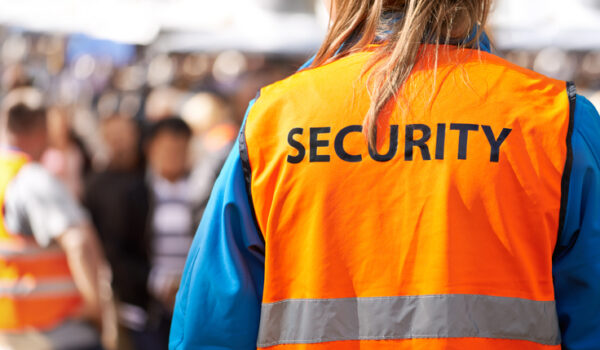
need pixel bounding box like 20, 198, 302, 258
0, 151, 81, 332
243, 46, 571, 349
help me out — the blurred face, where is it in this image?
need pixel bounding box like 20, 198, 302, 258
101, 117, 140, 171
147, 131, 190, 182
28, 119, 48, 161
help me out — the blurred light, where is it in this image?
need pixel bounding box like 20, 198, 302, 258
212, 50, 247, 83
147, 54, 175, 87
114, 65, 146, 91
581, 52, 600, 79
181, 54, 210, 80
144, 86, 184, 121
533, 48, 577, 81
119, 92, 142, 118
181, 93, 229, 135
97, 91, 120, 119
589, 91, 600, 111
504, 51, 534, 69
73, 54, 96, 80
1, 34, 29, 64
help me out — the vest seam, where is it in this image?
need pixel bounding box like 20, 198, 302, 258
554, 82, 576, 260
239, 92, 265, 242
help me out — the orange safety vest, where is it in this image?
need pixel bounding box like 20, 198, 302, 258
242, 46, 572, 349
0, 150, 82, 331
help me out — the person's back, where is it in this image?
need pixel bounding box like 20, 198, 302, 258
244, 45, 568, 349
170, 1, 600, 349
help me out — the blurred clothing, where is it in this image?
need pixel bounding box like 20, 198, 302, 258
0, 150, 100, 350
4, 163, 86, 246
84, 168, 198, 350
41, 146, 86, 199
0, 320, 101, 350
84, 170, 151, 312
147, 173, 194, 304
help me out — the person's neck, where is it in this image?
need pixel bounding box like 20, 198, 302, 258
4, 138, 37, 160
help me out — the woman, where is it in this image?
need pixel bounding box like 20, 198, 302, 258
170, 1, 600, 349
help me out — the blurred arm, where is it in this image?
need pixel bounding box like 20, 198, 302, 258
55, 224, 117, 350
170, 100, 265, 350
553, 95, 600, 349
15, 165, 117, 350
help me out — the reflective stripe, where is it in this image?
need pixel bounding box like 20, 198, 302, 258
257, 295, 561, 347
0, 277, 79, 297
0, 242, 63, 258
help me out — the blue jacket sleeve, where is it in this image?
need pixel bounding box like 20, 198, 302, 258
553, 95, 600, 350
170, 101, 265, 350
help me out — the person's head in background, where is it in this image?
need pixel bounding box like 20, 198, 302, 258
146, 118, 192, 183
181, 92, 237, 156
315, 0, 491, 148
100, 115, 142, 172
0, 87, 47, 161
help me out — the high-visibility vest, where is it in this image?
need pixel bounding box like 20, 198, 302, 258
0, 151, 82, 331
242, 46, 572, 349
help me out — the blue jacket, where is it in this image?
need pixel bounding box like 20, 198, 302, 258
170, 54, 600, 350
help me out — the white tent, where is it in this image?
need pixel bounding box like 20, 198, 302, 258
152, 0, 327, 55
0, 0, 326, 54
489, 0, 600, 50
2, 0, 600, 51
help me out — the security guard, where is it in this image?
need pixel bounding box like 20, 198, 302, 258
170, 1, 600, 349
0, 88, 116, 350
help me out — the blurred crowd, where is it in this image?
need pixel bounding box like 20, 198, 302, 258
0, 26, 305, 350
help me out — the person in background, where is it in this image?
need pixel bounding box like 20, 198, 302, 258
145, 118, 196, 317
107, 117, 197, 350
41, 106, 92, 200
0, 87, 117, 350
83, 115, 152, 350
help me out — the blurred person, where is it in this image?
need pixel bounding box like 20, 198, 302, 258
0, 88, 116, 350
171, 1, 600, 350
41, 106, 92, 200
144, 118, 196, 314
181, 93, 238, 222
83, 115, 152, 350
104, 118, 197, 350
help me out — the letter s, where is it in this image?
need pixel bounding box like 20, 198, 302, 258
287, 128, 305, 164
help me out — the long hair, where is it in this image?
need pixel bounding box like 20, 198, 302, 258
311, 0, 492, 149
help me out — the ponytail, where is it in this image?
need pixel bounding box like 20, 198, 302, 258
311, 0, 491, 149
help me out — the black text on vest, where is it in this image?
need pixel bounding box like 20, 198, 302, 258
286, 124, 512, 164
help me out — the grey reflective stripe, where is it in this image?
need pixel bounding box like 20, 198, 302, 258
0, 277, 79, 297
0, 243, 63, 258
257, 294, 561, 347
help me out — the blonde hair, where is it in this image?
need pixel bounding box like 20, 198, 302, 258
311, 0, 492, 148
